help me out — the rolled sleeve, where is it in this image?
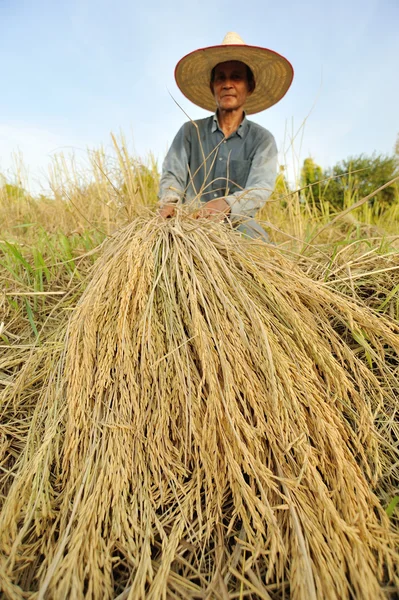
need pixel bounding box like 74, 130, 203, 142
224, 135, 278, 219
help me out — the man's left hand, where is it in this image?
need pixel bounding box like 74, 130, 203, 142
195, 198, 230, 220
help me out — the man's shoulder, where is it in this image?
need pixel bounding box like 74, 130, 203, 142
182, 115, 213, 129
245, 118, 274, 141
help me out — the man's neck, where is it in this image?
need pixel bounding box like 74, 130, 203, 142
217, 109, 245, 138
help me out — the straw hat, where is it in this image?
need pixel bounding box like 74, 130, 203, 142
175, 32, 293, 115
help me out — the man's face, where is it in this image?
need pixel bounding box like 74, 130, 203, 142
211, 61, 253, 112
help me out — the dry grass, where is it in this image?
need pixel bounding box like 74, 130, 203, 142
1, 213, 398, 599
298, 238, 399, 318
0, 138, 159, 244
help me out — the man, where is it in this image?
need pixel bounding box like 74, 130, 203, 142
158, 32, 293, 239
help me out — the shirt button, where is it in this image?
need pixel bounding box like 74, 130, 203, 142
214, 193, 218, 197
219, 157, 223, 161
223, 140, 227, 144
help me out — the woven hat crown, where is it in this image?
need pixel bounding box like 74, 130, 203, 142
221, 32, 246, 45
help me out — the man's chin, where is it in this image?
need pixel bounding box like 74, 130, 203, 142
219, 102, 240, 112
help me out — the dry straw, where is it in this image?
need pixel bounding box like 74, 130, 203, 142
0, 213, 399, 599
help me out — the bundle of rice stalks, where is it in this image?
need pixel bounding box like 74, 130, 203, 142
1, 215, 398, 599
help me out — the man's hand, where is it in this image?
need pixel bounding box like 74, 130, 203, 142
158, 203, 176, 219
195, 198, 230, 220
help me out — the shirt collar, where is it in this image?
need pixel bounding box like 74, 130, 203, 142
212, 112, 248, 138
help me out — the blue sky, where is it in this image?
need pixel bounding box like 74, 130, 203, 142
1, 0, 398, 192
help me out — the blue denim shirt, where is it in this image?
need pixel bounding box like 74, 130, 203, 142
159, 113, 278, 220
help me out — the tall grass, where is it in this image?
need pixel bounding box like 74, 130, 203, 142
0, 136, 159, 245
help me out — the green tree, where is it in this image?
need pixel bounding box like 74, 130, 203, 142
323, 153, 399, 209
300, 153, 399, 211
300, 157, 324, 207
300, 157, 323, 188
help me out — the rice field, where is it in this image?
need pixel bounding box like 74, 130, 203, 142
0, 139, 398, 599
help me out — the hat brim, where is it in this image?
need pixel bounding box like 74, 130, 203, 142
175, 44, 294, 115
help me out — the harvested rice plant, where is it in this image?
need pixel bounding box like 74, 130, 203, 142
0, 142, 399, 599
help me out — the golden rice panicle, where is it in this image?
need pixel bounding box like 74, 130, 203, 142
0, 214, 398, 599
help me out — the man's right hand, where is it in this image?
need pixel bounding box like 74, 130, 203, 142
158, 203, 176, 219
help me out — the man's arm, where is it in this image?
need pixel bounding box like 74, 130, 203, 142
224, 135, 278, 220
158, 124, 191, 207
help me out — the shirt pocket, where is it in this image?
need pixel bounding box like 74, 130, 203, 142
227, 159, 251, 191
